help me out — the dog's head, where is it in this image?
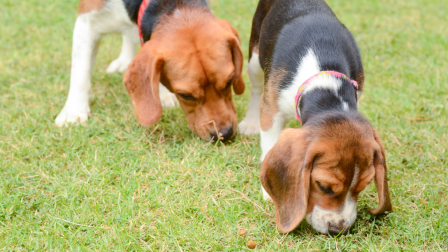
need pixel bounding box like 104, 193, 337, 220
260, 115, 392, 234
124, 8, 244, 141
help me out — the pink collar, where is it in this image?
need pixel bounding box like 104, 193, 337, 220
294, 71, 359, 123
137, 0, 151, 46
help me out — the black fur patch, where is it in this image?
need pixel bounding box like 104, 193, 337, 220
251, 0, 364, 122
123, 0, 144, 23
298, 78, 359, 124
123, 0, 209, 41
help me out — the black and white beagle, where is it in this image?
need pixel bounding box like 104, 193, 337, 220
239, 0, 392, 234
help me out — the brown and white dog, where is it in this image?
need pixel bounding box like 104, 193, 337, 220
56, 0, 245, 141
239, 0, 392, 234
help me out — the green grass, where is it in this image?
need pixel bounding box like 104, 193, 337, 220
1, 0, 447, 250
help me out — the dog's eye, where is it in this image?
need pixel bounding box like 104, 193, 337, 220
177, 93, 197, 101
316, 181, 334, 195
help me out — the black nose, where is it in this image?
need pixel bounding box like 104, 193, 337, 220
328, 225, 344, 235
210, 127, 234, 142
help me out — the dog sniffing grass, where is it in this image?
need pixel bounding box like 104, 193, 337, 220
1, 0, 447, 250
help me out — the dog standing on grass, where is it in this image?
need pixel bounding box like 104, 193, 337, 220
239, 0, 392, 234
56, 0, 245, 142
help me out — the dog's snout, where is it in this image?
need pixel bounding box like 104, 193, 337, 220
210, 126, 234, 142
328, 220, 348, 235
220, 127, 234, 141
328, 225, 343, 235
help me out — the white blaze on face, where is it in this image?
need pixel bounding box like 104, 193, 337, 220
306, 167, 359, 234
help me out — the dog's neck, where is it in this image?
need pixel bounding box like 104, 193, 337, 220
137, 0, 210, 42
297, 75, 359, 125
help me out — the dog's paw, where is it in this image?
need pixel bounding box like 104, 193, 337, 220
238, 117, 260, 135
106, 58, 132, 73
55, 103, 90, 127
262, 186, 271, 201
160, 92, 178, 108
159, 84, 178, 108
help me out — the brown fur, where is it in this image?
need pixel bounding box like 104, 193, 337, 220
260, 127, 314, 233
260, 120, 392, 233
356, 71, 365, 92
259, 68, 287, 131
124, 7, 245, 141
78, 0, 108, 14
123, 42, 163, 126
370, 129, 393, 214
252, 46, 259, 55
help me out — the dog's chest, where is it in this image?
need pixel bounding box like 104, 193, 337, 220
276, 48, 358, 122
277, 49, 321, 119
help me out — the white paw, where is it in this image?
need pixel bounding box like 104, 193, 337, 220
238, 117, 260, 135
55, 103, 90, 127
159, 84, 178, 108
106, 58, 132, 73
262, 186, 271, 201
160, 92, 178, 108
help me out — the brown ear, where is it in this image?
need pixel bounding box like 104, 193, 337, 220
229, 37, 245, 95
219, 19, 245, 95
123, 42, 163, 126
369, 129, 393, 215
260, 128, 317, 233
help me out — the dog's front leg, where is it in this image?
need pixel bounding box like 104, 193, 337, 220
106, 29, 138, 73
56, 14, 102, 126
159, 84, 178, 108
239, 51, 264, 135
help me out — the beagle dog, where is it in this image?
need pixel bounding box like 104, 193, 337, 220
239, 0, 392, 234
56, 0, 245, 142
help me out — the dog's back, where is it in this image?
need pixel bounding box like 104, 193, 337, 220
251, 0, 363, 89
123, 0, 209, 41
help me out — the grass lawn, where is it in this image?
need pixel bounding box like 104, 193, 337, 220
1, 0, 447, 250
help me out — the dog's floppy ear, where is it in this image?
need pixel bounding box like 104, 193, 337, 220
369, 129, 393, 215
260, 128, 318, 233
219, 19, 245, 95
123, 41, 164, 126
229, 36, 245, 94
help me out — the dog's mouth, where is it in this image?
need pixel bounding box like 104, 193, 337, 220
327, 224, 350, 236
191, 121, 236, 142
305, 211, 356, 235
209, 128, 235, 142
